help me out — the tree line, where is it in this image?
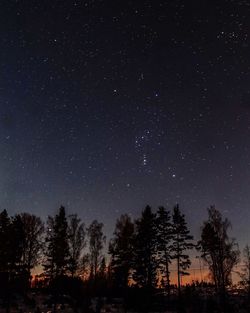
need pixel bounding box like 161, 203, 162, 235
0, 204, 248, 311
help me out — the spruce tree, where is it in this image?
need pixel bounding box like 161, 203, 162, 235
132, 205, 158, 290
171, 205, 193, 297
9, 215, 26, 285
43, 206, 69, 281
0, 210, 11, 272
109, 214, 134, 289
155, 206, 173, 296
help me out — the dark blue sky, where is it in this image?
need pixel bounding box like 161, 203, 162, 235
1, 0, 250, 246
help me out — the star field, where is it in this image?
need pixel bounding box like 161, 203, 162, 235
1, 0, 250, 245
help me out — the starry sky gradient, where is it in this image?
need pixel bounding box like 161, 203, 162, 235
1, 0, 250, 246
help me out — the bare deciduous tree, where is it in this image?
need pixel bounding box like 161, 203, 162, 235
18, 213, 44, 275
68, 214, 86, 277
87, 220, 106, 281
238, 245, 250, 298
199, 206, 239, 307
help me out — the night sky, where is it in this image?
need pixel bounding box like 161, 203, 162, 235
1, 0, 250, 247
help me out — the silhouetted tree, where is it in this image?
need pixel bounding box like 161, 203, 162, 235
109, 214, 134, 289
0, 209, 12, 308
198, 206, 239, 309
239, 245, 250, 301
87, 220, 106, 281
43, 206, 69, 281
171, 205, 193, 297
155, 206, 173, 296
132, 206, 158, 290
68, 214, 86, 277
18, 213, 44, 284
0, 210, 11, 273
9, 215, 25, 274
98, 257, 106, 279
80, 253, 90, 280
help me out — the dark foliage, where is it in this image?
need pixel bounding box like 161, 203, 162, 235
0, 205, 246, 313
109, 214, 134, 289
155, 206, 173, 295
171, 205, 194, 297
43, 206, 69, 281
132, 205, 158, 290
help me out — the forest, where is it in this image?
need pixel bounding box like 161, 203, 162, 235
0, 205, 248, 313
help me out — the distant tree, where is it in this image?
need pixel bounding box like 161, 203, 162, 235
80, 253, 90, 280
17, 213, 44, 282
0, 209, 13, 307
0, 210, 11, 272
171, 205, 193, 297
68, 214, 86, 277
96, 257, 107, 293
43, 206, 69, 281
9, 215, 25, 273
0, 214, 28, 304
198, 206, 239, 306
109, 214, 134, 288
132, 206, 158, 290
98, 257, 106, 278
155, 206, 173, 296
87, 220, 106, 281
238, 245, 250, 299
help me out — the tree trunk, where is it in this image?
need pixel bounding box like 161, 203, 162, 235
165, 260, 170, 298
177, 254, 181, 298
